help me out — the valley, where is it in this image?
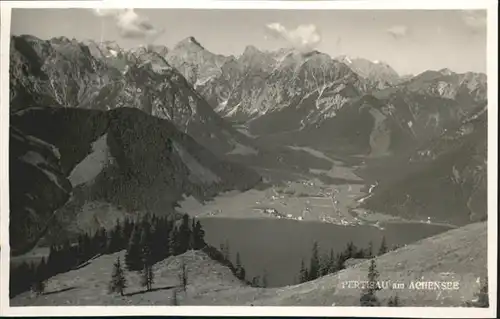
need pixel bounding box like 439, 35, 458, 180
6, 13, 489, 309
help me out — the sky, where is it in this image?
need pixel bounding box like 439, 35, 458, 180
10, 8, 487, 75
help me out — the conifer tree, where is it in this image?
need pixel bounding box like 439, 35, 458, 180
109, 257, 127, 296
32, 258, 47, 295
308, 241, 320, 280
335, 252, 345, 271
235, 252, 246, 281
179, 259, 188, 292
378, 236, 388, 256
366, 241, 373, 258
192, 220, 206, 250
152, 217, 168, 261
261, 269, 268, 288
125, 225, 143, 271
168, 227, 179, 256
346, 241, 356, 259
107, 221, 123, 253
328, 249, 337, 274
299, 259, 309, 283
122, 218, 134, 243
319, 253, 331, 277
141, 246, 154, 291
94, 227, 108, 253
223, 239, 231, 261
251, 276, 260, 287
360, 259, 381, 306
178, 214, 192, 253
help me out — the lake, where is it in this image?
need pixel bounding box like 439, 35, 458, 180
199, 217, 453, 287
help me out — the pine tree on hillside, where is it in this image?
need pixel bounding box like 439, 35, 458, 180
319, 253, 332, 277
299, 259, 309, 283
141, 261, 154, 292
76, 233, 92, 263
327, 249, 337, 274
378, 236, 388, 256
32, 258, 47, 296
140, 244, 154, 291
224, 239, 231, 261
47, 245, 58, 275
179, 259, 188, 292
94, 227, 108, 254
261, 269, 269, 288
168, 226, 179, 256
219, 243, 226, 260
122, 218, 134, 243
235, 252, 246, 281
125, 225, 143, 271
360, 259, 381, 306
345, 241, 356, 259
335, 252, 345, 271
251, 276, 260, 287
107, 221, 123, 253
189, 218, 196, 250
308, 241, 320, 280
140, 216, 153, 248
139, 220, 155, 291
192, 220, 206, 250
109, 257, 127, 296
152, 216, 169, 261
178, 214, 192, 253
366, 241, 374, 259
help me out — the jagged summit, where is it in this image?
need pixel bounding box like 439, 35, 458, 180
438, 68, 455, 76
336, 54, 353, 64
277, 48, 329, 64
242, 45, 262, 56
176, 36, 205, 50
302, 49, 322, 58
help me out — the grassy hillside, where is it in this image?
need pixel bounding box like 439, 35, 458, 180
11, 222, 487, 307
10, 250, 248, 306
250, 221, 487, 306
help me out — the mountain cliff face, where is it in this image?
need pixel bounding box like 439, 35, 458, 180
166, 37, 233, 89
361, 105, 487, 225
399, 68, 487, 103
10, 35, 254, 156
335, 55, 401, 89
164, 41, 368, 123
165, 39, 487, 157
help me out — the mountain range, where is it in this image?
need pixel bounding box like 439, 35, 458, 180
9, 33, 488, 251
163, 37, 486, 157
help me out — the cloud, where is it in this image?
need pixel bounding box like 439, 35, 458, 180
91, 8, 124, 18
90, 8, 164, 40
387, 25, 409, 39
461, 10, 486, 32
265, 22, 321, 52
